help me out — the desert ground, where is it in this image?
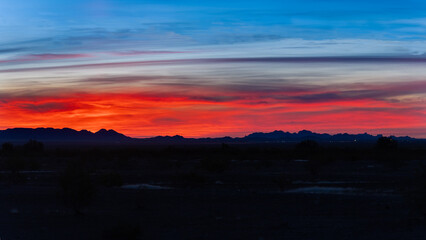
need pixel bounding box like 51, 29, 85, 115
1, 141, 426, 240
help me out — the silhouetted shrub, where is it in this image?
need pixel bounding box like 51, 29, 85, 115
295, 140, 320, 153
150, 157, 174, 170
273, 173, 291, 191
103, 222, 140, 240
375, 137, 403, 168
306, 159, 322, 179
1, 142, 14, 155
304, 154, 332, 179
256, 158, 274, 169
179, 171, 206, 187
28, 158, 41, 170
4, 155, 26, 172
1, 155, 27, 183
58, 164, 95, 214
221, 143, 230, 151
403, 165, 426, 218
200, 157, 230, 173
376, 137, 398, 150
98, 172, 123, 187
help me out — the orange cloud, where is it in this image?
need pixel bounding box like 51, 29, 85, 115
1, 89, 424, 138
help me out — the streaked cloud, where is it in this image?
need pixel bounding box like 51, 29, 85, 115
0, 53, 92, 64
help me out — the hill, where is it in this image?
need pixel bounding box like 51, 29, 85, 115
0, 128, 421, 144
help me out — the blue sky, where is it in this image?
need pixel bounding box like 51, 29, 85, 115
1, 0, 426, 50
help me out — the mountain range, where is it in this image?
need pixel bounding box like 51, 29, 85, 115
0, 128, 421, 144
0, 128, 129, 142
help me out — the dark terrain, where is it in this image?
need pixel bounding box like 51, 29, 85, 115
0, 129, 426, 239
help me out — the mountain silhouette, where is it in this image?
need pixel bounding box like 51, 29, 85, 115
0, 127, 419, 143
0, 128, 130, 142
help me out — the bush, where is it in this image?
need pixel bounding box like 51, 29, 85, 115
58, 164, 95, 214
179, 171, 206, 187
103, 222, 140, 240
24, 140, 44, 153
1, 142, 14, 155
4, 155, 26, 172
273, 173, 291, 191
98, 172, 123, 187
403, 165, 426, 218
376, 137, 398, 150
295, 140, 321, 160
375, 137, 403, 169
199, 157, 230, 173
295, 140, 320, 153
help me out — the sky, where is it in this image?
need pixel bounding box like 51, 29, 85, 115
0, 0, 425, 138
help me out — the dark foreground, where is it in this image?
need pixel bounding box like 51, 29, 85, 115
1, 141, 426, 239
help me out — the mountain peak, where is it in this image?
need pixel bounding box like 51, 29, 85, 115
298, 130, 313, 135
95, 129, 115, 134
94, 129, 128, 139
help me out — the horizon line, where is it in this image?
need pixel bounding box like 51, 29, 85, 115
0, 127, 419, 140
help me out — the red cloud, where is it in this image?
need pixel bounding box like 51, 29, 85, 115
0, 88, 424, 137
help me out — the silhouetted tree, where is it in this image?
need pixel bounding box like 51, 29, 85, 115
295, 140, 321, 162
24, 139, 44, 153
375, 137, 402, 168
